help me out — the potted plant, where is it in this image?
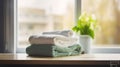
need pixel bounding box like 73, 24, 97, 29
72, 12, 97, 54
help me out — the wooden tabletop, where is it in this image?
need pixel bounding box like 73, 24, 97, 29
0, 53, 120, 65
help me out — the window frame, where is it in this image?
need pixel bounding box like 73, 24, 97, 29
5, 0, 120, 53
4, 0, 16, 53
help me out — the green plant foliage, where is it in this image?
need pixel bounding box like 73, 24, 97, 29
72, 13, 97, 39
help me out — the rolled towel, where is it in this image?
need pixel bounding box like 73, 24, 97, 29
42, 30, 73, 37
29, 35, 78, 47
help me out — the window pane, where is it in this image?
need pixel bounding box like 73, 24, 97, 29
82, 0, 120, 46
17, 0, 75, 47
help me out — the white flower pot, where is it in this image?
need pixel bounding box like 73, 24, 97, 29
79, 35, 92, 54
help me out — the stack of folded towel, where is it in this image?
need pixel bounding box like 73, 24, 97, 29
26, 30, 82, 57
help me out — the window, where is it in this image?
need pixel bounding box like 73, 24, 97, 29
14, 0, 120, 53
16, 0, 75, 52
82, 0, 120, 46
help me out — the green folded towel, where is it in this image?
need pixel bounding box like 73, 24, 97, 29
26, 44, 81, 57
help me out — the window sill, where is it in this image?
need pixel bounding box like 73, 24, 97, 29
91, 44, 120, 53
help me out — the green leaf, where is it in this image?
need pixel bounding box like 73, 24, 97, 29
88, 29, 94, 39
72, 12, 97, 39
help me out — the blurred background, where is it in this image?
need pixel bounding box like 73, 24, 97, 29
18, 0, 120, 47
82, 0, 120, 46
18, 0, 75, 47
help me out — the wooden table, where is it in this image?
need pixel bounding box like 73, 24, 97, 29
0, 53, 120, 65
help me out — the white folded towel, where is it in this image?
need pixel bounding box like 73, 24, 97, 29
42, 30, 73, 37
29, 35, 78, 47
